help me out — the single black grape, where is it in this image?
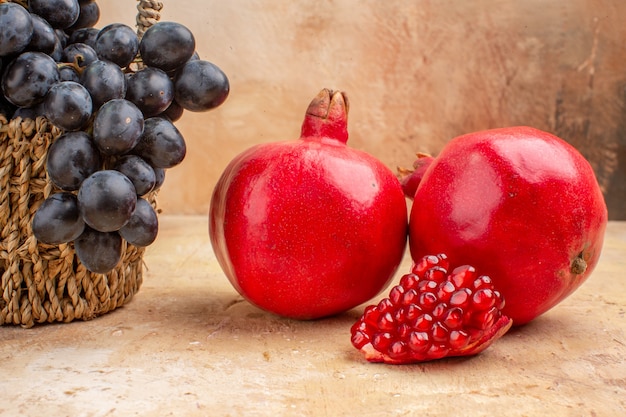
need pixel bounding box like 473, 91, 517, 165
67, 1, 100, 33
12, 102, 45, 120
119, 197, 158, 247
92, 98, 144, 155
174, 60, 230, 112
68, 27, 99, 48
26, 12, 56, 55
80, 59, 126, 108
74, 226, 123, 274
139, 21, 195, 72
152, 167, 166, 191
62, 42, 98, 67
59, 65, 80, 82
32, 192, 85, 245
95, 23, 139, 68
112, 155, 156, 196
0, 3, 33, 56
125, 67, 174, 117
29, 0, 80, 29
160, 99, 184, 122
46, 131, 101, 191
132, 117, 186, 169
78, 170, 137, 232
44, 81, 92, 130
1, 51, 60, 107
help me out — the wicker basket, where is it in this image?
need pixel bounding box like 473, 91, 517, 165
0, 0, 163, 328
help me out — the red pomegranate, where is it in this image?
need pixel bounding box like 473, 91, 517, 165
405, 126, 607, 325
209, 89, 408, 319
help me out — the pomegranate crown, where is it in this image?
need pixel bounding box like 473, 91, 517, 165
300, 88, 350, 144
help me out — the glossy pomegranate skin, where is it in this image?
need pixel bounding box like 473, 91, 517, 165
408, 126, 608, 325
209, 90, 408, 319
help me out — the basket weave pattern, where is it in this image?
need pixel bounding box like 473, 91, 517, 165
0, 116, 152, 328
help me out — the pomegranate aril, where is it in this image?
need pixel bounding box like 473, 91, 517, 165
426, 344, 449, 360
449, 265, 476, 288
449, 288, 471, 308
449, 330, 470, 350
431, 322, 449, 343
417, 279, 437, 293
362, 305, 380, 327
412, 255, 441, 276
397, 323, 411, 339
405, 304, 421, 321
472, 288, 496, 310
473, 275, 493, 290
388, 341, 409, 359
424, 266, 447, 284
470, 307, 498, 330
399, 273, 419, 290
351, 330, 369, 349
419, 291, 438, 311
437, 281, 456, 302
377, 312, 395, 331
413, 313, 433, 331
408, 331, 430, 352
402, 288, 419, 305
377, 298, 394, 313
389, 285, 404, 304
442, 307, 464, 330
372, 332, 393, 351
432, 302, 447, 320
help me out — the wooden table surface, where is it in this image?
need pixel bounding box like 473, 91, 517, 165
2, 216, 625, 417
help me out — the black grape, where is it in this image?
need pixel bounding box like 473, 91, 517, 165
44, 81, 92, 130
32, 192, 85, 245
92, 98, 144, 155
74, 227, 123, 274
174, 60, 230, 112
68, 27, 99, 48
95, 23, 139, 68
1, 51, 60, 107
112, 155, 156, 196
12, 103, 45, 120
62, 42, 98, 67
27, 12, 57, 55
77, 170, 137, 232
59, 66, 80, 82
119, 197, 158, 247
29, 0, 80, 30
152, 167, 166, 191
46, 131, 101, 191
139, 21, 195, 71
132, 117, 186, 169
67, 1, 100, 33
80, 59, 126, 108
160, 100, 184, 122
125, 67, 174, 117
0, 3, 33, 56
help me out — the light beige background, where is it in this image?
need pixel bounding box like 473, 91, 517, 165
101, 0, 626, 219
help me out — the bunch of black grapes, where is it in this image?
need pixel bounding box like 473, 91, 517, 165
0, 0, 229, 273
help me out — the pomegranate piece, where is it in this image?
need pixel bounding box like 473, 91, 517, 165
406, 126, 608, 325
209, 89, 408, 319
351, 254, 512, 364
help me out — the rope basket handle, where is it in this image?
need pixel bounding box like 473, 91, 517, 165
136, 0, 164, 38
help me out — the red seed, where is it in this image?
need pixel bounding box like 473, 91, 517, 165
402, 288, 419, 305
413, 313, 433, 331
472, 288, 496, 310
449, 265, 476, 288
389, 285, 404, 305
450, 288, 471, 308
449, 330, 470, 350
419, 291, 438, 311
372, 332, 393, 351
442, 307, 464, 330
408, 331, 430, 352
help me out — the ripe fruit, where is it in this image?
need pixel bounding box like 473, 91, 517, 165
1, 1, 230, 274
405, 126, 608, 325
209, 89, 408, 319
351, 254, 512, 364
